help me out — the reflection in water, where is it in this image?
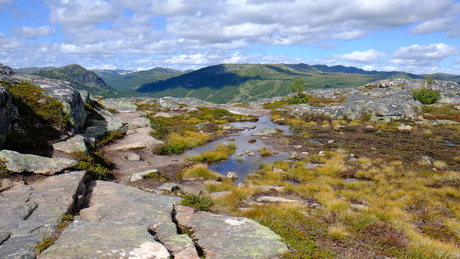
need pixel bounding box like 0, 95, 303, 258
184, 115, 291, 183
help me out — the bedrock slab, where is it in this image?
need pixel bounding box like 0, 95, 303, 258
39, 181, 189, 259
175, 205, 289, 259
0, 171, 87, 258
0, 149, 77, 175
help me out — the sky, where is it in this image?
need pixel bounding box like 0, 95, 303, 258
0, 0, 460, 74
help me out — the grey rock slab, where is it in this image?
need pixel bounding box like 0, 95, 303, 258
41, 181, 184, 258
157, 182, 179, 192
0, 150, 77, 175
255, 196, 302, 204
175, 205, 289, 259
130, 169, 159, 182
38, 220, 170, 259
126, 152, 141, 161
79, 181, 182, 226
52, 134, 87, 154
0, 171, 87, 258
155, 222, 200, 259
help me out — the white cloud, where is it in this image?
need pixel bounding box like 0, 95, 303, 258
333, 49, 386, 63
391, 43, 460, 66
48, 0, 120, 30
12, 25, 55, 39
0, 33, 24, 49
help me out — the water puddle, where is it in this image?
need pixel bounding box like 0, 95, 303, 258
184, 115, 292, 183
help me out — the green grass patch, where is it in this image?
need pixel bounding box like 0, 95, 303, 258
73, 151, 112, 180
186, 143, 236, 162
181, 164, 220, 180
181, 191, 214, 211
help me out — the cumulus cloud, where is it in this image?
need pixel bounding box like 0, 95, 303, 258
12, 25, 55, 39
333, 49, 386, 63
48, 0, 120, 30
391, 43, 460, 66
0, 33, 24, 49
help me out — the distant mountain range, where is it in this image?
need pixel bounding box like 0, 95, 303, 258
93, 67, 182, 92
15, 63, 460, 103
135, 63, 425, 103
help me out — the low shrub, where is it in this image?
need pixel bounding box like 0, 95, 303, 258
73, 151, 112, 180
96, 129, 125, 146
181, 191, 213, 211
412, 88, 441, 104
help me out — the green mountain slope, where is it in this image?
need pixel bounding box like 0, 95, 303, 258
34, 64, 119, 97
136, 63, 423, 103
95, 67, 182, 92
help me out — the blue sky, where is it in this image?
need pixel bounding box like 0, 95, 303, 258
1, 0, 459, 74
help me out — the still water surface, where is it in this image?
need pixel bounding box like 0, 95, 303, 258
184, 115, 292, 183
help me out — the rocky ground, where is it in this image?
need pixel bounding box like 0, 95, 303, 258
1, 73, 460, 258
0, 99, 291, 259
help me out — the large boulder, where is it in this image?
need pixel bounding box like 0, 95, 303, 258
0, 63, 87, 133
0, 150, 77, 175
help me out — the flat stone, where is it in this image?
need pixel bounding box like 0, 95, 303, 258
397, 124, 413, 131
255, 186, 286, 193
0, 150, 77, 175
248, 139, 257, 144
126, 152, 141, 161
304, 163, 323, 170
255, 196, 301, 204
0, 171, 87, 258
53, 135, 87, 154
226, 172, 238, 180
130, 169, 159, 182
40, 181, 183, 258
38, 221, 170, 259
175, 205, 288, 259
273, 167, 286, 173
157, 183, 179, 192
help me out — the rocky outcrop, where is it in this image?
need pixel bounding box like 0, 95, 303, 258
289, 79, 459, 121
0, 150, 78, 175
0, 63, 87, 133
0, 171, 87, 258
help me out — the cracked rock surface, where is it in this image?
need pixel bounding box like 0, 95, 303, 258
0, 171, 87, 258
38, 181, 187, 259
175, 205, 289, 259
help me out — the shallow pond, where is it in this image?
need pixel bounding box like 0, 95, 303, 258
184, 115, 292, 183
